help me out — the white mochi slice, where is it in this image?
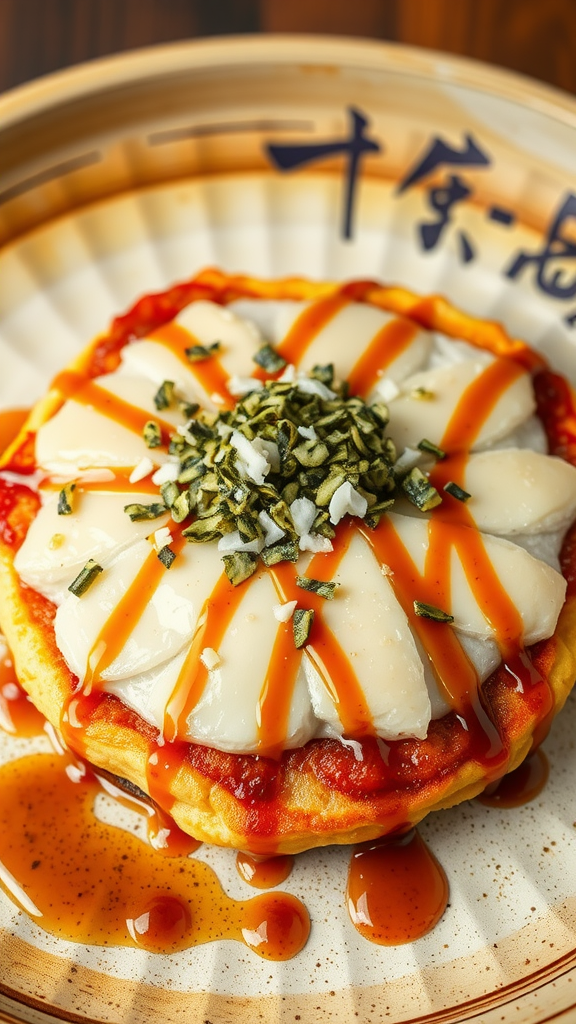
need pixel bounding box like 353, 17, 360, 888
174, 300, 262, 378
305, 531, 431, 741
55, 538, 223, 683
185, 572, 317, 753
231, 299, 432, 386
14, 490, 170, 604
36, 401, 163, 474
35, 372, 181, 474
117, 340, 209, 407
387, 359, 535, 452
96, 373, 186, 428
387, 512, 566, 646
464, 449, 576, 535
104, 647, 189, 733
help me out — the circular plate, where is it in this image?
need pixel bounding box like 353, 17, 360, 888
1, 36, 576, 1024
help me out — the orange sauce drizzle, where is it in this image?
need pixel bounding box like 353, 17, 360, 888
149, 322, 234, 410
267, 520, 375, 741
346, 317, 419, 398
162, 570, 252, 743
276, 292, 350, 365
77, 529, 188, 696
347, 829, 449, 945
478, 748, 549, 808
52, 370, 173, 447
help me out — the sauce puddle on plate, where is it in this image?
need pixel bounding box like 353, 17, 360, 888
0, 750, 309, 961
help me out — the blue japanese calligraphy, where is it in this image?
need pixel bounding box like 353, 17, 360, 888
506, 193, 576, 301
398, 134, 491, 262
266, 107, 381, 240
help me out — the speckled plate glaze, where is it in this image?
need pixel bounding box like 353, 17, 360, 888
1, 36, 576, 1024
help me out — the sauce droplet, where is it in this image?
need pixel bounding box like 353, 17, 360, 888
241, 892, 310, 961
236, 851, 293, 889
347, 829, 449, 945
477, 749, 549, 808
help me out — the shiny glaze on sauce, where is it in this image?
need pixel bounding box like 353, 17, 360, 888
347, 829, 449, 944
236, 851, 294, 889
478, 749, 550, 808
0, 751, 309, 960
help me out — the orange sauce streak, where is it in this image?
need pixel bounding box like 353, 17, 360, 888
276, 293, 350, 365
236, 852, 294, 889
360, 518, 477, 715
268, 520, 375, 739
347, 829, 449, 945
78, 530, 188, 695
0, 751, 309, 960
162, 571, 252, 742
0, 651, 45, 738
52, 370, 173, 447
0, 408, 29, 456
346, 317, 418, 398
255, 618, 303, 759
149, 322, 234, 410
478, 748, 549, 808
441, 356, 526, 453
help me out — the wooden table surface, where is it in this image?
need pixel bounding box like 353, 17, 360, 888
1, 0, 575, 98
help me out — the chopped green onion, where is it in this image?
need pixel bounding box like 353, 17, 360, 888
124, 502, 167, 521
153, 380, 175, 411
253, 344, 287, 373
402, 467, 442, 511
310, 364, 334, 386
68, 559, 103, 597
157, 546, 176, 569
185, 341, 221, 362
293, 608, 314, 648
143, 420, 162, 448
261, 539, 299, 566
413, 600, 454, 623
417, 438, 446, 460
444, 481, 471, 503
296, 576, 338, 600
57, 482, 76, 516
222, 551, 259, 586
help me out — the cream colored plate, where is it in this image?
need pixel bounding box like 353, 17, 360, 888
1, 37, 576, 1024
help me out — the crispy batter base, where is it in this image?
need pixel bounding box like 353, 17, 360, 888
1, 271, 576, 855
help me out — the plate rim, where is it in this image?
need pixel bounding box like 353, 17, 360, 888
1, 34, 576, 135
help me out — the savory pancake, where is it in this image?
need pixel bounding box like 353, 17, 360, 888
1, 269, 576, 855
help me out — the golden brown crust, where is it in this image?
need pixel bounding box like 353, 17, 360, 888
1, 271, 575, 855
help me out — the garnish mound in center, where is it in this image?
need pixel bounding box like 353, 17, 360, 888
137, 363, 401, 584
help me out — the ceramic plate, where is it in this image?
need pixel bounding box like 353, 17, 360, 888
1, 36, 576, 1024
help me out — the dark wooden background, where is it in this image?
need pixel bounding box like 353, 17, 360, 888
0, 0, 575, 96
